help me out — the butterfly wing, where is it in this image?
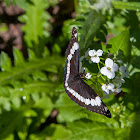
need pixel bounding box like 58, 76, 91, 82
63, 27, 111, 118
64, 27, 79, 89
68, 78, 111, 118
65, 27, 79, 76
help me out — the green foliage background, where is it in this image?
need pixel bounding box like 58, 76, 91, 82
0, 0, 140, 140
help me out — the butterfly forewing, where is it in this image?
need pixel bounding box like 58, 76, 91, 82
63, 27, 111, 118
65, 27, 79, 75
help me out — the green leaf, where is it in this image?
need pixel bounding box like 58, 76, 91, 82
67, 121, 130, 140
4, 0, 11, 6
88, 0, 97, 5
0, 52, 12, 72
11, 96, 21, 108
28, 49, 36, 60
43, 47, 50, 57
13, 48, 25, 66
56, 93, 88, 122
82, 58, 98, 73
112, 1, 140, 11
101, 43, 108, 53
0, 97, 11, 111
129, 112, 140, 140
32, 71, 47, 81
0, 23, 8, 32
33, 95, 53, 111
14, 0, 27, 9
19, 0, 51, 57
79, 11, 105, 54
49, 124, 71, 140
96, 31, 106, 43
0, 87, 10, 97
0, 110, 24, 139
68, 121, 113, 140
0, 56, 64, 85
108, 29, 131, 57
30, 124, 71, 140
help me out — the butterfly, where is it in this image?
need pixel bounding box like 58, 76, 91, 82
63, 27, 111, 118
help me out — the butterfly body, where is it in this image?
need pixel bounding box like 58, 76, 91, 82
63, 27, 111, 118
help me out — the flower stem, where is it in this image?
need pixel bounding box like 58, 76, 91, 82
97, 63, 100, 71
100, 57, 104, 60
100, 74, 105, 81
99, 61, 105, 65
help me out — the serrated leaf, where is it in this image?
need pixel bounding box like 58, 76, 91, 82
43, 47, 50, 57
11, 96, 21, 108
31, 92, 40, 102
0, 56, 64, 85
0, 87, 10, 96
108, 29, 131, 57
28, 49, 36, 60
55, 93, 88, 122
32, 71, 47, 81
34, 95, 53, 110
49, 124, 71, 140
0, 97, 11, 111
22, 81, 57, 95
13, 48, 25, 66
112, 1, 140, 11
20, 0, 51, 57
0, 52, 12, 72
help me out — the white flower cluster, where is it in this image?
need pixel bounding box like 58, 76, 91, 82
89, 49, 103, 63
87, 49, 129, 95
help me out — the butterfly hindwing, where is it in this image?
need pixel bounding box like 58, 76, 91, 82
68, 78, 111, 118
63, 27, 111, 118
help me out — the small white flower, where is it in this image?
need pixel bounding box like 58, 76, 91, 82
89, 49, 103, 63
85, 72, 92, 79
22, 96, 26, 100
100, 58, 119, 79
101, 83, 114, 94
130, 37, 136, 42
116, 59, 123, 64
20, 88, 23, 91
120, 63, 129, 78
112, 87, 122, 94
112, 76, 125, 87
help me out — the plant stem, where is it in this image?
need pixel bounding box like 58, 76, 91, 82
99, 61, 104, 65
97, 63, 100, 71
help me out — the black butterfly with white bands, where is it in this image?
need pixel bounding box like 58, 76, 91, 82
63, 27, 111, 118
